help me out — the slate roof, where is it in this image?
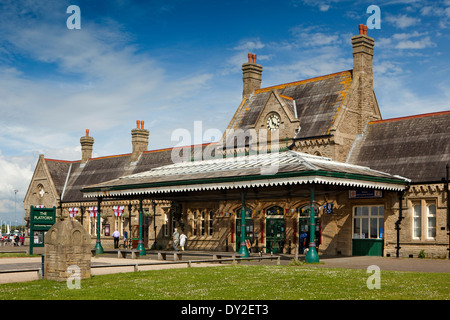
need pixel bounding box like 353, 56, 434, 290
227, 70, 352, 139
347, 111, 450, 183
46, 144, 211, 202
82, 151, 410, 198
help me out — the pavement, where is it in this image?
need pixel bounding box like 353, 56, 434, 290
0, 246, 449, 284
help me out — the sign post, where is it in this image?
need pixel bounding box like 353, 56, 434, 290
29, 206, 56, 255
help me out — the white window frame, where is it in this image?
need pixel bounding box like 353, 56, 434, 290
353, 205, 384, 240
208, 211, 214, 236
201, 211, 205, 236
427, 204, 436, 240
164, 214, 169, 237
413, 204, 422, 239
193, 211, 197, 236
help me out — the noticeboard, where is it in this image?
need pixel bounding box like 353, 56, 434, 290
29, 206, 56, 255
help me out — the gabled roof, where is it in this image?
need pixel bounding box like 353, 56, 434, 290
347, 111, 450, 183
46, 144, 212, 202
82, 150, 410, 198
227, 70, 352, 139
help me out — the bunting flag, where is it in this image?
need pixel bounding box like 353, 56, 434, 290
35, 205, 45, 208
88, 206, 98, 218
68, 207, 79, 218
113, 206, 124, 217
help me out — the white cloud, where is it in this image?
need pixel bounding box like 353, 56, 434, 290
377, 32, 436, 50
385, 14, 421, 29
0, 151, 34, 222
395, 36, 435, 49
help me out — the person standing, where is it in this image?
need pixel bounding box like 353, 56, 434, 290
172, 228, 180, 251
179, 232, 187, 251
123, 230, 128, 249
112, 229, 120, 249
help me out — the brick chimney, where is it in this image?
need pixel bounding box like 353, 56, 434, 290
80, 129, 94, 164
131, 120, 149, 162
242, 53, 263, 99
352, 24, 374, 78
352, 24, 377, 133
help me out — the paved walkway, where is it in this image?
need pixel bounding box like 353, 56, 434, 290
0, 248, 448, 284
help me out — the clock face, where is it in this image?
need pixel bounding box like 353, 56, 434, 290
266, 114, 280, 131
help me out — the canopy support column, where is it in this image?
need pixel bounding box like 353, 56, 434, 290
136, 198, 146, 255
94, 197, 104, 254
305, 187, 319, 263
238, 190, 249, 257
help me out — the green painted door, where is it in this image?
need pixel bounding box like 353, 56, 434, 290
352, 239, 384, 256
266, 219, 285, 253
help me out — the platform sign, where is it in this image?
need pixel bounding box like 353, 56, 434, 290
29, 206, 56, 255
349, 190, 383, 199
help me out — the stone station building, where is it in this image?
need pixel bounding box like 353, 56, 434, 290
24, 25, 450, 258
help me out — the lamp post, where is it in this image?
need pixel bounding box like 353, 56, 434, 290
94, 198, 104, 254
305, 187, 319, 263
238, 191, 249, 257
14, 190, 18, 230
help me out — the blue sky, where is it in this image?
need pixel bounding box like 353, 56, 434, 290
0, 0, 449, 223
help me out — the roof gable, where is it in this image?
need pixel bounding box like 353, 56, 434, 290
226, 70, 352, 139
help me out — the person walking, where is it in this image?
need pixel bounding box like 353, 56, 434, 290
112, 229, 120, 249
180, 232, 187, 251
172, 228, 180, 251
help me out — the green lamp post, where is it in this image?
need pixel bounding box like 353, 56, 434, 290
305, 187, 319, 263
94, 199, 104, 254
238, 192, 249, 257
136, 199, 146, 256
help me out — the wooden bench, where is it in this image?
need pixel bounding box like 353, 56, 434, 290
212, 253, 240, 263
118, 249, 139, 259
157, 251, 182, 261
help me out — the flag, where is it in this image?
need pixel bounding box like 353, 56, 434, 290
113, 206, 124, 217
89, 207, 98, 217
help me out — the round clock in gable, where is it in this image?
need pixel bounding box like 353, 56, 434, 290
266, 113, 280, 131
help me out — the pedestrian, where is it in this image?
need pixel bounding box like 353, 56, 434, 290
20, 234, 24, 246
112, 229, 120, 249
180, 232, 187, 251
123, 230, 128, 248
172, 228, 180, 251
299, 230, 307, 254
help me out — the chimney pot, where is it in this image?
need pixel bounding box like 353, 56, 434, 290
252, 54, 256, 64
86, 129, 89, 137
136, 120, 140, 129
248, 53, 252, 63
359, 24, 364, 35
140, 120, 144, 129
363, 25, 368, 35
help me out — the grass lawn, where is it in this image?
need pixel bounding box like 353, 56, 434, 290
0, 265, 448, 300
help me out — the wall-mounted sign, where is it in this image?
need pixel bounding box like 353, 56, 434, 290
349, 190, 383, 199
